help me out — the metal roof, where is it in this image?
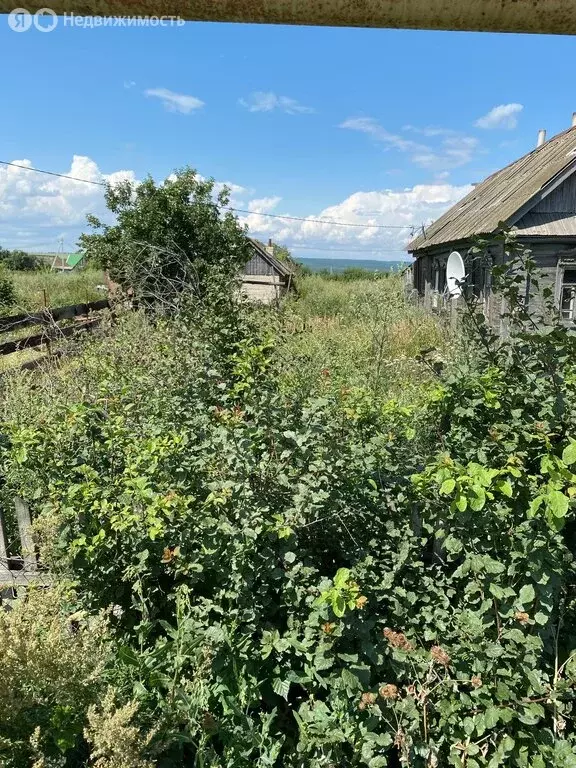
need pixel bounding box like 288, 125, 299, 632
66, 252, 85, 268
408, 126, 576, 252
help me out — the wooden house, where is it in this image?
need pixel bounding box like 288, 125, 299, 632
241, 238, 295, 304
408, 118, 576, 325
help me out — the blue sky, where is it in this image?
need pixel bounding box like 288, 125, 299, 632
2, 19, 576, 258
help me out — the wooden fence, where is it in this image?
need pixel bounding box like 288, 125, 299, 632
0, 497, 49, 602
0, 298, 110, 370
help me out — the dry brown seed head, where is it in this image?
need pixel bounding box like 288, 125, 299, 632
379, 684, 399, 700
383, 628, 414, 651
430, 645, 451, 666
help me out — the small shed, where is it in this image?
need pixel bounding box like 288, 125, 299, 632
408, 118, 576, 325
241, 239, 295, 304
51, 252, 85, 272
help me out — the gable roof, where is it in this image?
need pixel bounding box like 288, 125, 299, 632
246, 238, 296, 278
408, 125, 576, 252
66, 251, 85, 268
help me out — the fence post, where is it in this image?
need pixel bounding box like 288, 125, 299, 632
0, 507, 12, 602
0, 508, 8, 565
449, 296, 459, 333
14, 497, 36, 571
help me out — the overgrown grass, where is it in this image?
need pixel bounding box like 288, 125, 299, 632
8, 269, 105, 313
279, 273, 447, 404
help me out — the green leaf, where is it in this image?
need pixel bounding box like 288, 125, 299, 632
440, 478, 456, 495
272, 679, 291, 700
334, 568, 350, 588
455, 494, 468, 512
469, 486, 486, 511
341, 668, 362, 691
562, 441, 576, 466
333, 594, 346, 618
528, 495, 544, 518
548, 490, 569, 518
518, 584, 535, 605
489, 583, 506, 600
484, 706, 499, 728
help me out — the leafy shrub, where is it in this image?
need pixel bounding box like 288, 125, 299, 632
2, 235, 576, 766
0, 588, 108, 767
0, 248, 41, 271
80, 167, 251, 305
0, 267, 16, 309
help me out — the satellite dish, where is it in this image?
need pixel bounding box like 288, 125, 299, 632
446, 251, 466, 297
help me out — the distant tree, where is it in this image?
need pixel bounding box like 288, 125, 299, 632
0, 248, 40, 271
80, 167, 252, 303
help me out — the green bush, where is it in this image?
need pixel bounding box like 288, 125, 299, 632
0, 588, 109, 767
80, 167, 251, 305
0, 267, 16, 310
1, 235, 576, 766
0, 248, 41, 271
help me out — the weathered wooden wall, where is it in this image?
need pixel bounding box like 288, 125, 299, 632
241, 275, 285, 304
243, 251, 281, 277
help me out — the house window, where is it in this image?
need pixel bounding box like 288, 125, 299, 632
560, 269, 576, 321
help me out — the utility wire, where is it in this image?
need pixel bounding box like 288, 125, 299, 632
0, 159, 418, 231
0, 160, 107, 187
224, 207, 414, 229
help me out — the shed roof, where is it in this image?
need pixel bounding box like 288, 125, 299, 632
408, 126, 576, 252
66, 251, 85, 268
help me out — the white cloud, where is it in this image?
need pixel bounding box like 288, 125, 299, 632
239, 91, 315, 115
237, 183, 472, 256
0, 156, 136, 251
403, 125, 457, 138
123, 80, 136, 89
340, 118, 424, 153
247, 196, 282, 213
0, 155, 471, 260
412, 136, 480, 170
475, 103, 523, 130
341, 117, 479, 170
145, 88, 204, 114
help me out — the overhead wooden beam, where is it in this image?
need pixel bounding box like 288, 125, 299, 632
2, 0, 576, 35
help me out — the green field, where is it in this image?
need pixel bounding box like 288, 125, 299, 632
8, 269, 105, 312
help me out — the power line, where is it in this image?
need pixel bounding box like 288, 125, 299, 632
226, 207, 414, 229
0, 159, 418, 231
0, 160, 106, 187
